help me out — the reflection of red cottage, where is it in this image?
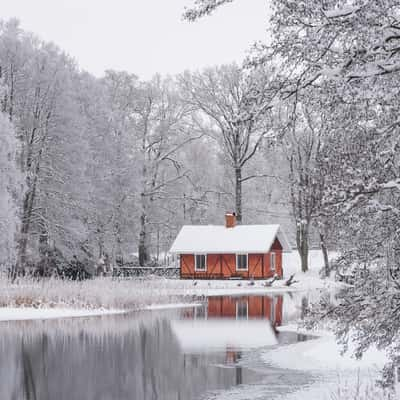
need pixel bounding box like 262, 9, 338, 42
169, 213, 291, 279
207, 296, 283, 327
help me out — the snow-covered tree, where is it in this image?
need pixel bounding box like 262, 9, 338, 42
267, 0, 400, 383
183, 0, 400, 382
132, 76, 202, 265
0, 110, 23, 270
180, 64, 277, 223
280, 99, 327, 272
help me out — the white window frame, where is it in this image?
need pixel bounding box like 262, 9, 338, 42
236, 253, 248, 271
270, 252, 276, 272
236, 300, 248, 320
194, 254, 207, 272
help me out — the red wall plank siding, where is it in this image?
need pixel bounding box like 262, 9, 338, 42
179, 238, 284, 279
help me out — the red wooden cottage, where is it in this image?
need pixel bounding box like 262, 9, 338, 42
169, 213, 291, 279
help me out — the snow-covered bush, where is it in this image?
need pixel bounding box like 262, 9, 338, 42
0, 275, 200, 310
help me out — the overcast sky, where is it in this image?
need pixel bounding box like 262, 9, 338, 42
1, 0, 268, 80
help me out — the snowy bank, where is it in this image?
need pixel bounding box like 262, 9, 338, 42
268, 325, 387, 371
0, 275, 200, 311
0, 307, 126, 321
0, 302, 202, 322
261, 326, 388, 400
143, 302, 202, 311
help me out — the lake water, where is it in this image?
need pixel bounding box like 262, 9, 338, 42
0, 293, 317, 400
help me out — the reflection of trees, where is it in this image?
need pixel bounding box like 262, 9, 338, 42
21, 342, 37, 400
0, 317, 249, 400
301, 296, 308, 320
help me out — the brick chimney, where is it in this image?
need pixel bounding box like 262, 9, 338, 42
225, 212, 236, 228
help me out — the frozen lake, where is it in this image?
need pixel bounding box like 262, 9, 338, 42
0, 293, 382, 399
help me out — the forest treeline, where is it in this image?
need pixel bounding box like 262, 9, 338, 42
1, 0, 400, 284
0, 19, 294, 276
1, 3, 400, 282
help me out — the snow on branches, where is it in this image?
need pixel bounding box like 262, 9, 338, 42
183, 0, 233, 21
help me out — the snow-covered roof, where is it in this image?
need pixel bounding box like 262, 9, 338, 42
169, 224, 292, 254
170, 320, 278, 353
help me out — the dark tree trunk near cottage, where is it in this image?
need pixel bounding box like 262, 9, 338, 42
38, 227, 50, 275
235, 167, 242, 223
138, 209, 149, 267
296, 222, 309, 273
319, 231, 330, 277
114, 220, 123, 266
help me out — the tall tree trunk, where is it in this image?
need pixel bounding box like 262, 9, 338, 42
156, 227, 160, 262
14, 187, 36, 278
296, 222, 309, 272
138, 194, 149, 267
38, 227, 49, 276
235, 167, 242, 223
319, 231, 330, 277
15, 113, 48, 278
138, 113, 150, 267
114, 220, 123, 267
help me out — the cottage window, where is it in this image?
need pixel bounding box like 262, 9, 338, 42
270, 252, 276, 272
195, 254, 207, 271
236, 254, 248, 271
236, 300, 248, 320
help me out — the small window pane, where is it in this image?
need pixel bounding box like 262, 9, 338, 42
237, 254, 248, 270
195, 254, 206, 271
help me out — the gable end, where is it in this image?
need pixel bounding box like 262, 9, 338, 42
271, 237, 283, 251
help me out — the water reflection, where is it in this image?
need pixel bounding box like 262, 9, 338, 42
0, 294, 310, 400
181, 295, 283, 326
173, 295, 284, 355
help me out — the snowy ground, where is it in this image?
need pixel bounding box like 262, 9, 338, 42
263, 325, 389, 400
